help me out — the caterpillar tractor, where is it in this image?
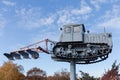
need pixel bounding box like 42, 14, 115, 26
4, 24, 113, 64
51, 24, 113, 64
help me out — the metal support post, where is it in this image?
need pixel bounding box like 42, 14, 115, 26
70, 60, 76, 80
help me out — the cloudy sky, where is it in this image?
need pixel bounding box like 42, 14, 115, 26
0, 0, 120, 77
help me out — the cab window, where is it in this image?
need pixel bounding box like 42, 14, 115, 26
73, 26, 80, 32
64, 27, 71, 33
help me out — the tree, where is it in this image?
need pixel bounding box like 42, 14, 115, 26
47, 68, 70, 80
101, 61, 120, 80
0, 61, 25, 80
26, 67, 47, 80
79, 71, 99, 80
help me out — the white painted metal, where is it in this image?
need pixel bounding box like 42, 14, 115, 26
70, 60, 76, 80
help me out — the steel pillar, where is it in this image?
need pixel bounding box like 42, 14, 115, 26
70, 60, 76, 80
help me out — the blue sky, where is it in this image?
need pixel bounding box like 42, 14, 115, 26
0, 0, 120, 77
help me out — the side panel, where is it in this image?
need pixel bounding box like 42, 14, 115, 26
84, 33, 112, 46
62, 32, 72, 42
73, 26, 83, 42
59, 27, 72, 42
73, 32, 83, 42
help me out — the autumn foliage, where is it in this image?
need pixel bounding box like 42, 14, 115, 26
0, 61, 119, 80
0, 61, 25, 80
101, 61, 120, 80
47, 69, 70, 80
79, 71, 100, 80
26, 67, 47, 80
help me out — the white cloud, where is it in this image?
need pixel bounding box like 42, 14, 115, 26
15, 7, 55, 29
56, 1, 93, 26
90, 0, 107, 10
56, 9, 74, 25
97, 5, 120, 29
14, 0, 94, 30
72, 0, 92, 15
2, 0, 16, 6
0, 14, 6, 29
38, 16, 55, 26
98, 17, 120, 28
0, 14, 6, 37
110, 0, 119, 3
23, 16, 55, 29
71, 6, 92, 15
0, 8, 8, 12
15, 7, 76, 29
90, 0, 120, 11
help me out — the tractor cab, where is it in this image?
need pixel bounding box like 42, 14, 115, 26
59, 24, 85, 42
